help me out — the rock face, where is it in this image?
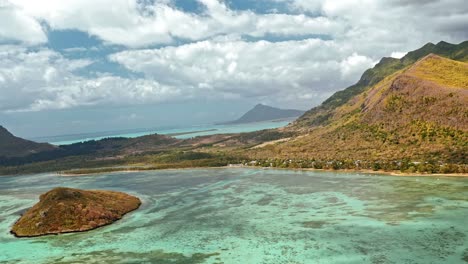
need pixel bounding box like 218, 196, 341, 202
11, 187, 141, 237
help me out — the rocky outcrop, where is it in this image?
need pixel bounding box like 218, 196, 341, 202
11, 187, 141, 237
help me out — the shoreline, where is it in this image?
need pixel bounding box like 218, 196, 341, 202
300, 168, 468, 177
166, 129, 218, 137
57, 165, 468, 178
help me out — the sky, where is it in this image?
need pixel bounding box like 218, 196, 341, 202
0, 0, 467, 138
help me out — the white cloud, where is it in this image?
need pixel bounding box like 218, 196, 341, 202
110, 38, 366, 109
281, 0, 468, 55
340, 53, 376, 78
23, 77, 183, 112
1, 39, 374, 112
390, 51, 407, 59
287, 0, 323, 13
1, 0, 467, 113
5, 0, 337, 47
0, 46, 185, 112
0, 1, 46, 44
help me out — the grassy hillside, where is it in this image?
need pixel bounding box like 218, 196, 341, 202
248, 54, 468, 172
294, 41, 468, 128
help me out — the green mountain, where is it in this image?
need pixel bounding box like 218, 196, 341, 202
249, 53, 468, 170
223, 104, 304, 124
295, 41, 468, 128
0, 126, 56, 158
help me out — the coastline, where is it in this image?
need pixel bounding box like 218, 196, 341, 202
301, 168, 468, 177
57, 166, 230, 177
57, 165, 468, 177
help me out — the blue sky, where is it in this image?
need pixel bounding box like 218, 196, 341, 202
0, 0, 467, 137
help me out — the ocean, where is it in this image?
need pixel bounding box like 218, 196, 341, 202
1, 168, 467, 263
29, 120, 292, 145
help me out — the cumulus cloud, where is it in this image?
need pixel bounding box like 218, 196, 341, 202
0, 1, 46, 44
0, 0, 467, 113
0, 46, 184, 112
23, 77, 183, 112
1, 38, 373, 112
340, 53, 376, 78
110, 38, 372, 108
278, 0, 468, 55
6, 0, 337, 47
390, 52, 408, 59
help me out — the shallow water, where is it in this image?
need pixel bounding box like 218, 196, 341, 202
32, 120, 291, 145
0, 168, 467, 264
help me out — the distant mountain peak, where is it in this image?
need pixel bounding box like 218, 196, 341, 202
422, 42, 436, 48
221, 104, 304, 125
436, 40, 452, 47
253, 103, 274, 109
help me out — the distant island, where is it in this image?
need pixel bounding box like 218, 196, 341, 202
220, 104, 305, 124
11, 187, 141, 237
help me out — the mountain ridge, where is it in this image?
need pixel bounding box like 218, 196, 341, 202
294, 40, 468, 128
249, 53, 468, 166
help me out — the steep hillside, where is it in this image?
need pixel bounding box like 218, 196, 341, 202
222, 104, 304, 124
295, 41, 468, 128
250, 54, 468, 165
0, 126, 56, 158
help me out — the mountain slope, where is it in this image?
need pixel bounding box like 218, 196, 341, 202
223, 104, 304, 124
250, 54, 468, 165
361, 54, 467, 130
0, 126, 56, 158
295, 40, 468, 128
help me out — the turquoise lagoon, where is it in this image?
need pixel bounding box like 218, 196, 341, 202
0, 168, 467, 263
31, 120, 292, 146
